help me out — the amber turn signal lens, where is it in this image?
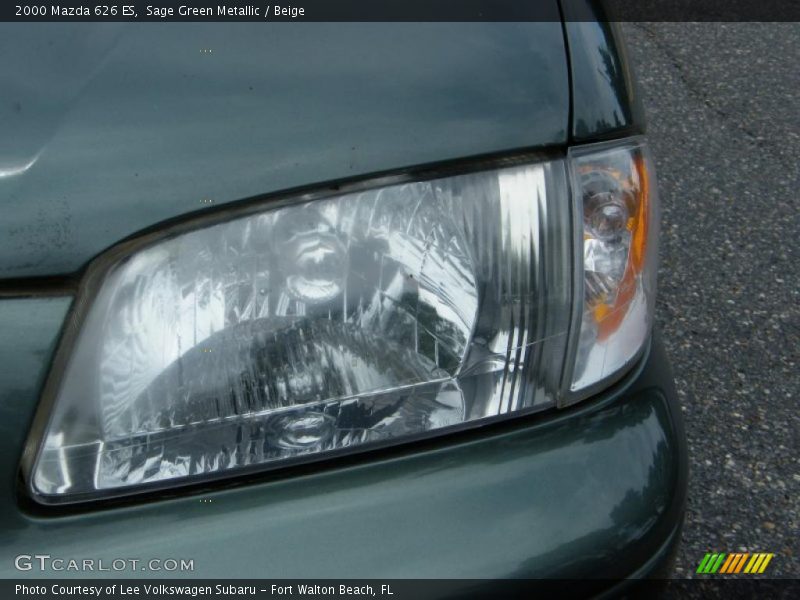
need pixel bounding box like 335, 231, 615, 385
567, 138, 658, 397
595, 155, 650, 340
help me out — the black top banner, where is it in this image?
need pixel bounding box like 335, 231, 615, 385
3, 0, 800, 22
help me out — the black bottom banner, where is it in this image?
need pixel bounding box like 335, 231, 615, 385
5, 579, 800, 600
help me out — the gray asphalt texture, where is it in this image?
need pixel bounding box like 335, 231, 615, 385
621, 23, 799, 578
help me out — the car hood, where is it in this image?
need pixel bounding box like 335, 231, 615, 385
0, 21, 569, 278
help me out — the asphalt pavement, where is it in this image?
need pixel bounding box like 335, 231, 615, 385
621, 23, 799, 578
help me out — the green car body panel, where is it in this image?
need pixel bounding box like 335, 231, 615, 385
0, 21, 569, 279
0, 1, 687, 585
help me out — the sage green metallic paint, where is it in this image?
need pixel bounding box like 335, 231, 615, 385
560, 0, 646, 141
0, 295, 686, 580
0, 21, 569, 279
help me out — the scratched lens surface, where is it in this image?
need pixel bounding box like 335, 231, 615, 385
33, 162, 573, 500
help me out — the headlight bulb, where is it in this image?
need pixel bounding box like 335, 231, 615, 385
273, 208, 348, 305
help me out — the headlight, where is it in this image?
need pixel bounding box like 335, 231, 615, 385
25, 138, 657, 503
564, 139, 658, 398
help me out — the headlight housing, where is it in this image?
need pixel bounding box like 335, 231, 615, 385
25, 138, 657, 504
565, 139, 658, 399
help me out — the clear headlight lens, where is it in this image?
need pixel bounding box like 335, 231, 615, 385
566, 139, 658, 396
29, 160, 575, 501
27, 138, 658, 503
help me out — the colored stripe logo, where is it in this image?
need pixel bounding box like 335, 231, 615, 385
697, 553, 774, 574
